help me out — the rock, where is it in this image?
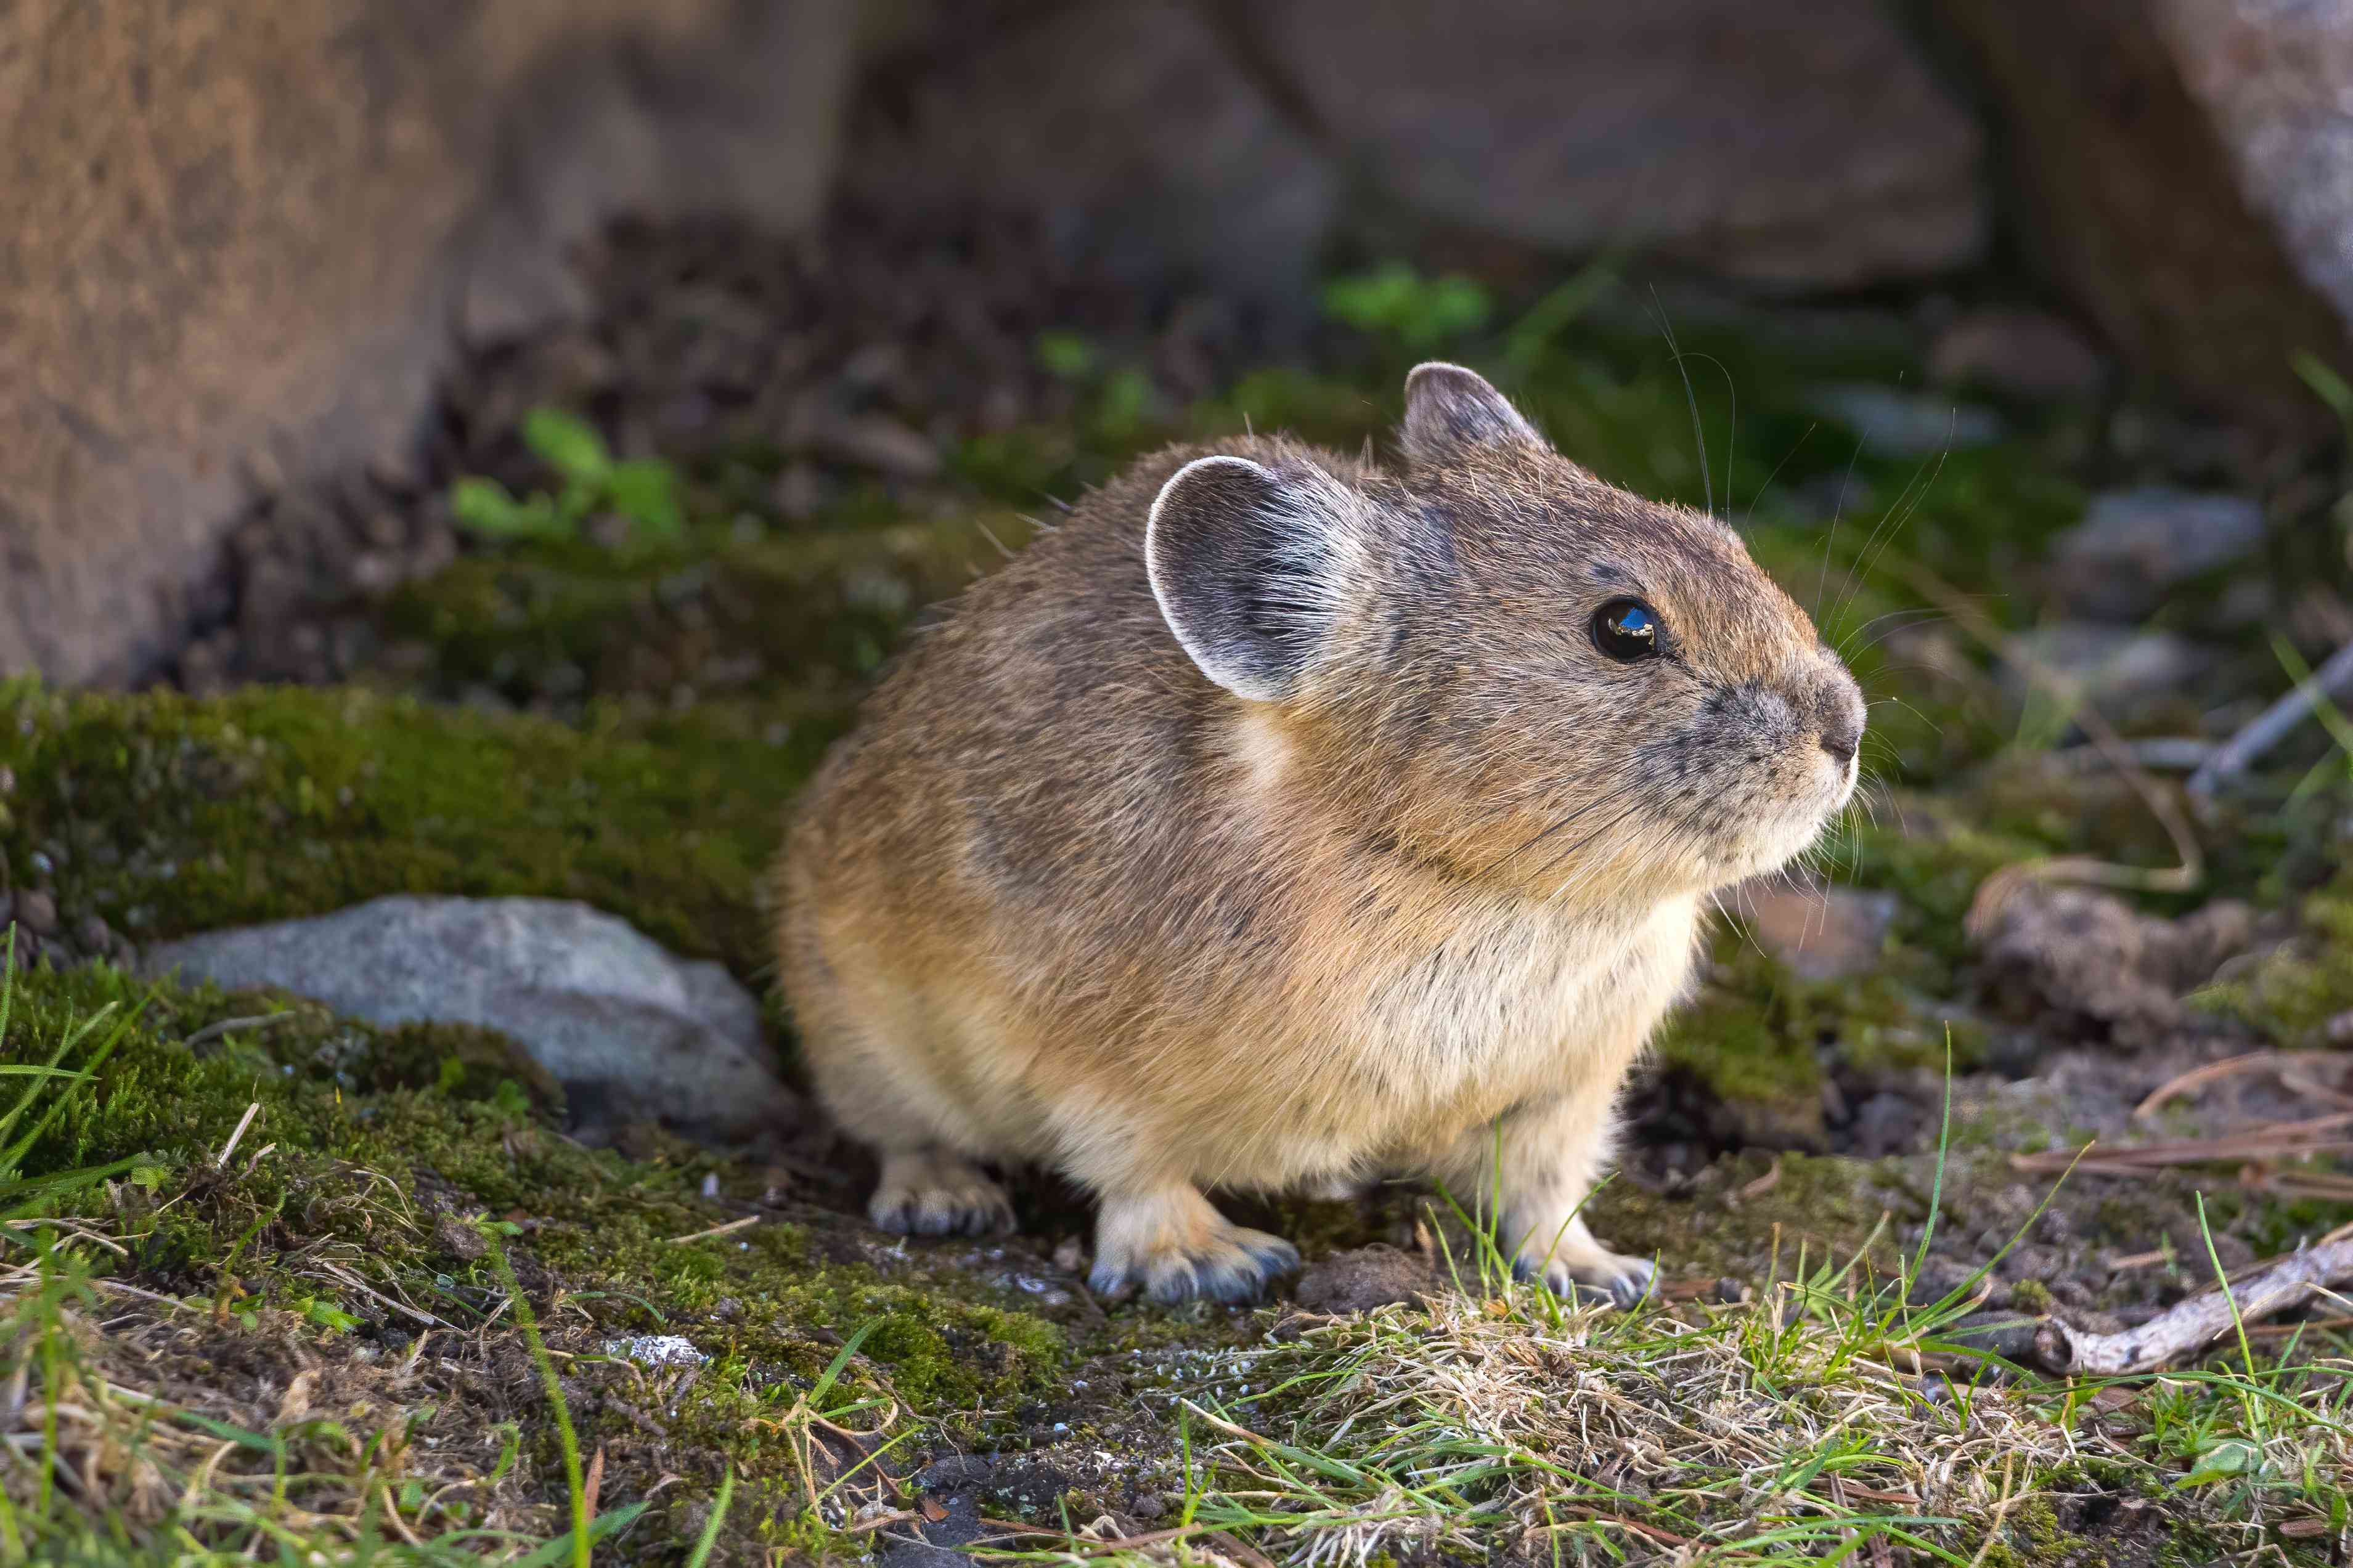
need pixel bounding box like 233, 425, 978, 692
141, 896, 801, 1144
1975, 885, 2253, 1043
2005, 625, 2208, 726
1848, 1092, 1923, 1158
12, 890, 57, 938
602, 1334, 708, 1369
1928, 307, 2109, 401
1254, 0, 1986, 288
858, 0, 1339, 304
812, 416, 944, 481
1739, 884, 1899, 982
434, 1216, 490, 1262
2167, 3, 2353, 408
1924, 0, 2353, 426
0, 0, 856, 684
2049, 489, 2267, 620
1292, 1245, 1437, 1314
1808, 386, 2004, 458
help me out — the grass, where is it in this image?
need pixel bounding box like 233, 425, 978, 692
971, 1144, 2353, 1566
0, 943, 1077, 1562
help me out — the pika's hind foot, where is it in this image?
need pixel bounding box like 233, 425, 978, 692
1090, 1185, 1299, 1303
870, 1150, 1015, 1237
1515, 1229, 1657, 1310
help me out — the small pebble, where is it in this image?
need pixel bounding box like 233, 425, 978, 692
15, 890, 57, 936
602, 1334, 708, 1369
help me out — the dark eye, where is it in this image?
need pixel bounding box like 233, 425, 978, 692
1591, 598, 1662, 664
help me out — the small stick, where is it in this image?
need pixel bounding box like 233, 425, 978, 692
2134, 1050, 2343, 1121
2188, 637, 2353, 797
181, 1013, 298, 1052
316, 1261, 448, 1329
665, 1214, 760, 1246
2034, 1235, 2353, 1375
212, 1103, 261, 1168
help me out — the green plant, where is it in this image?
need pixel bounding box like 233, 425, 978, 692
450, 408, 684, 545
1321, 262, 1492, 350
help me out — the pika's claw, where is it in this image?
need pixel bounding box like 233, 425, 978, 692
1090, 1187, 1300, 1304
1518, 1249, 1657, 1310
870, 1152, 1016, 1238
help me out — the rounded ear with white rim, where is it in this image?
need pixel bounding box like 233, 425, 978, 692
1146, 455, 1363, 702
1400, 361, 1546, 466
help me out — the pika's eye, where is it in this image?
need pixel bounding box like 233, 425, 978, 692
1591, 598, 1662, 664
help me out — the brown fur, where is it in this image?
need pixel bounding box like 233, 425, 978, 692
777, 365, 1862, 1303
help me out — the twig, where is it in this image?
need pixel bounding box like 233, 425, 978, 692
1964, 1453, 2020, 1568
2187, 637, 2353, 797
2134, 1051, 2344, 1121
665, 1214, 760, 1246
2248, 1314, 2353, 1340
314, 1260, 448, 1329
2034, 1236, 2353, 1375
212, 1103, 261, 1168
181, 1013, 298, 1052
2012, 1115, 2353, 1175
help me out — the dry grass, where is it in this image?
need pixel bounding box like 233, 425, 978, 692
1085, 1271, 2353, 1565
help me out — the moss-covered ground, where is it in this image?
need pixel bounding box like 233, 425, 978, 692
10, 258, 2353, 1561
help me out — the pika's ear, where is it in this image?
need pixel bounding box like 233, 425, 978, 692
1146, 455, 1366, 702
1400, 362, 1546, 466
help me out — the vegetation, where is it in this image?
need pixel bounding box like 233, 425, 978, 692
8, 255, 2353, 1561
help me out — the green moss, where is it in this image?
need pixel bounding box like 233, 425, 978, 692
0, 682, 836, 977
378, 511, 1038, 709
7, 961, 1069, 1420
2198, 891, 2353, 1044
1651, 922, 1967, 1145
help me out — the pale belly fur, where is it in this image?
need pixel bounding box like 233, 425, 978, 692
1142, 890, 1705, 1191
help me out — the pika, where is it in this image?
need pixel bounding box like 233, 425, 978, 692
779, 364, 1862, 1305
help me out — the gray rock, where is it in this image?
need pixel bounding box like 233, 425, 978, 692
1808, 385, 2004, 457
0, 0, 855, 686
1258, 0, 1986, 288
1929, 0, 2353, 425
858, 0, 1339, 306
2050, 488, 2267, 620
2006, 624, 2208, 726
1928, 307, 2108, 401
601, 1334, 709, 1369
1975, 885, 2253, 1044
12, 890, 57, 937
2168, 2, 2353, 390
141, 896, 798, 1143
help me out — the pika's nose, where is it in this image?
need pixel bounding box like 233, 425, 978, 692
1816, 675, 1864, 766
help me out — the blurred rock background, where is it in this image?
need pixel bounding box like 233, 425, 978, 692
8, 0, 2353, 686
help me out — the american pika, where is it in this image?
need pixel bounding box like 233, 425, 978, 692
779, 364, 1863, 1305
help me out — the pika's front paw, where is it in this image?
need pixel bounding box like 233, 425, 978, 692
1090, 1187, 1300, 1303
870, 1151, 1016, 1237
1518, 1247, 1657, 1310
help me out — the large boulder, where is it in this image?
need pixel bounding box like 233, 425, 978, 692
846, 0, 1340, 303
1925, 0, 2353, 426
1244, 0, 1989, 289
0, 0, 856, 687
